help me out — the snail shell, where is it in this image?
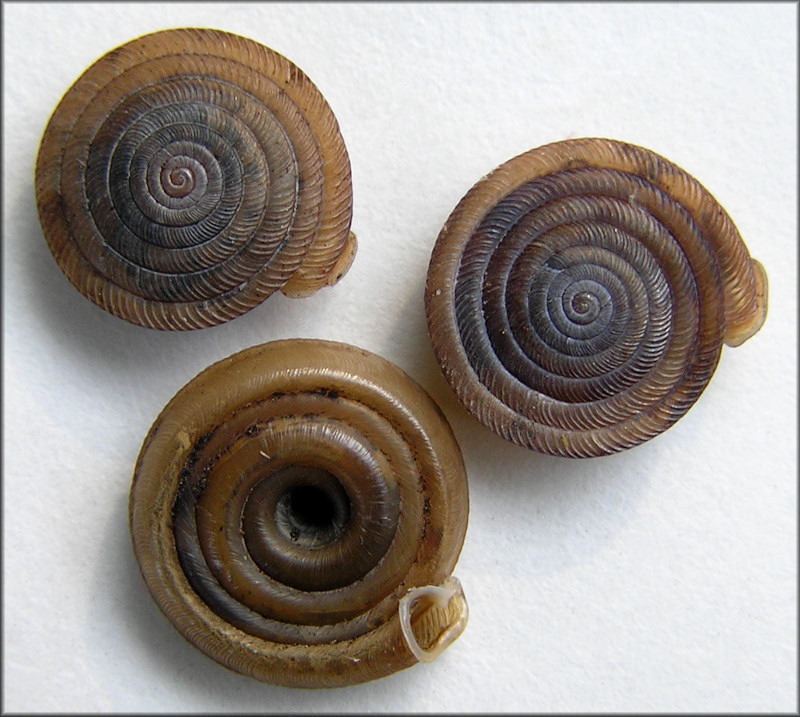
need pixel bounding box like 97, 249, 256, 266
35, 28, 355, 330
129, 339, 469, 688
425, 138, 768, 458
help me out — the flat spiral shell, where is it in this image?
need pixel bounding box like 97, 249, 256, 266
129, 339, 469, 687
425, 138, 768, 458
35, 28, 356, 330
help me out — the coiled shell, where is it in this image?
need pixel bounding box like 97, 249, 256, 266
129, 339, 469, 687
425, 138, 768, 458
35, 28, 355, 330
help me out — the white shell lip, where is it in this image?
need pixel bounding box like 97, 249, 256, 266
398, 575, 469, 663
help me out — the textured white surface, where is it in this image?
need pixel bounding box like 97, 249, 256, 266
3, 2, 797, 712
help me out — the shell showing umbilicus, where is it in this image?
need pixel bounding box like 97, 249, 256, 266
129, 339, 469, 688
35, 28, 356, 330
425, 138, 768, 458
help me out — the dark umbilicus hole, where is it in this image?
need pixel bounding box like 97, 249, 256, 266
289, 485, 336, 528
275, 477, 350, 548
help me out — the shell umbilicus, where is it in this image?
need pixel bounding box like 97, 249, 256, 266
129, 339, 469, 687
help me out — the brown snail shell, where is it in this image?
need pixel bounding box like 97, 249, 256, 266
129, 339, 469, 688
35, 28, 356, 330
425, 138, 768, 458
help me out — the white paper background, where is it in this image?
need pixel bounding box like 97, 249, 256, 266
3, 2, 797, 712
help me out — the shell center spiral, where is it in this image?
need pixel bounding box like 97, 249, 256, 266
162, 162, 195, 198
565, 287, 603, 325
154, 153, 208, 201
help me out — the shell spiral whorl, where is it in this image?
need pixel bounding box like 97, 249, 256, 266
129, 339, 469, 687
35, 28, 356, 330
425, 138, 768, 458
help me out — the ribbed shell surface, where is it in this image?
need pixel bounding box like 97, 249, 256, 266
425, 138, 768, 458
35, 28, 355, 330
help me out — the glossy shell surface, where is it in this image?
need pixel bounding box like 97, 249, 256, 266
425, 138, 768, 458
36, 28, 355, 330
129, 339, 469, 687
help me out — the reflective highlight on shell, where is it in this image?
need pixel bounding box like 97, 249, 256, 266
35, 28, 355, 330
425, 138, 768, 458
129, 339, 469, 687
